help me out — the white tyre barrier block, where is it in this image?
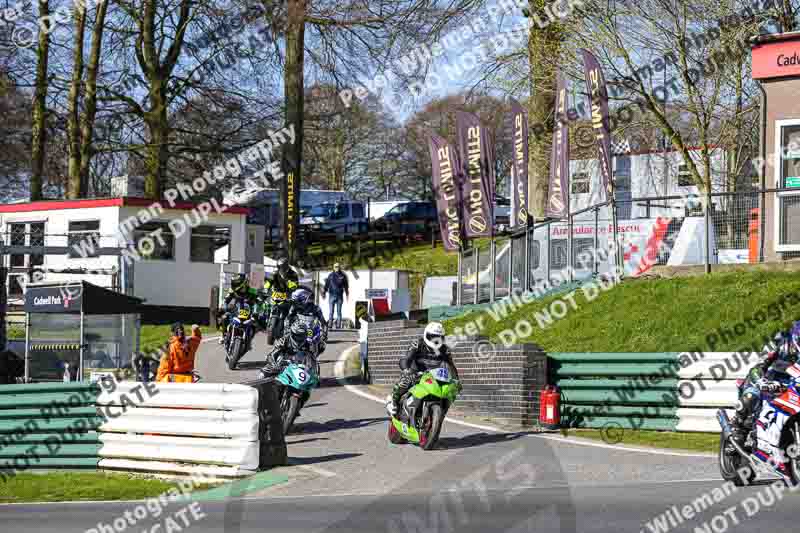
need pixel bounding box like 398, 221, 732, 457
99, 458, 256, 479
675, 408, 732, 433
97, 382, 259, 411
99, 407, 259, 439
678, 360, 748, 380
98, 433, 259, 469
676, 380, 739, 407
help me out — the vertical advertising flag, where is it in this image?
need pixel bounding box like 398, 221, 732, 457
546, 75, 569, 218
580, 48, 614, 202
509, 98, 529, 227
428, 134, 463, 252
456, 111, 494, 238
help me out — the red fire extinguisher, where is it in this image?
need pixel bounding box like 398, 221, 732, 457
539, 385, 561, 429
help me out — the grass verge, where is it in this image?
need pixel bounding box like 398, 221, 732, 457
560, 429, 719, 453
0, 472, 219, 503
444, 270, 800, 352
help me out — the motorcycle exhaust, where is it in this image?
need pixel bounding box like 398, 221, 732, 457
717, 408, 733, 437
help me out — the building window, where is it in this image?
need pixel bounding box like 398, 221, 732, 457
133, 222, 174, 261
8, 222, 45, 267
550, 240, 568, 269
573, 238, 596, 270
677, 164, 694, 186
572, 173, 589, 194
8, 274, 25, 296
190, 225, 231, 263
781, 125, 800, 188
68, 220, 100, 258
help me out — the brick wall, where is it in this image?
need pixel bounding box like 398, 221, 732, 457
366, 319, 548, 427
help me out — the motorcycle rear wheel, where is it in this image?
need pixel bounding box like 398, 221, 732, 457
718, 433, 755, 486
420, 404, 444, 451
228, 338, 242, 370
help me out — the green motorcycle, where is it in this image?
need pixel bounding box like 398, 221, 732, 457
387, 366, 461, 450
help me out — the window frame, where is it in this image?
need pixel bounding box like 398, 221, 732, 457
67, 219, 101, 259
189, 224, 232, 264
7, 221, 46, 268
132, 221, 176, 262
677, 164, 694, 187
571, 172, 590, 194
774, 119, 800, 252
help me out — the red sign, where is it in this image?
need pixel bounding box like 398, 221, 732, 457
752, 39, 800, 79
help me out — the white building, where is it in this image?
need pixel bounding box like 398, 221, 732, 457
0, 198, 263, 313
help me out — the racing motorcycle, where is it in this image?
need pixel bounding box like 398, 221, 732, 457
276, 350, 320, 435
266, 289, 292, 345
225, 301, 256, 370
718, 359, 800, 486
387, 366, 461, 450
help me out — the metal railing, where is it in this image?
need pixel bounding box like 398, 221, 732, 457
456, 189, 776, 304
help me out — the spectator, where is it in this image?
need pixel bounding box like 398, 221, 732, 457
323, 263, 349, 328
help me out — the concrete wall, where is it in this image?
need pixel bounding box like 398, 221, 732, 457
366, 319, 547, 427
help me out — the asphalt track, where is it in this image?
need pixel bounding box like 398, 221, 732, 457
2, 331, 799, 533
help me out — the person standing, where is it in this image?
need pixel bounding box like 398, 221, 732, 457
323, 263, 349, 328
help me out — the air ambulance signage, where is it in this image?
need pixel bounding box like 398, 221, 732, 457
752, 38, 800, 79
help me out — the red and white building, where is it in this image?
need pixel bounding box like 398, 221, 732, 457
0, 197, 263, 313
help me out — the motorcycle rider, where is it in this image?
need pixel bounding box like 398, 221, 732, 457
219, 273, 260, 348
263, 260, 300, 334
259, 321, 315, 378
285, 287, 329, 355
729, 326, 800, 450
387, 322, 461, 417
156, 323, 202, 383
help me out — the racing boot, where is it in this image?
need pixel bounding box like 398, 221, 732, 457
728, 413, 751, 454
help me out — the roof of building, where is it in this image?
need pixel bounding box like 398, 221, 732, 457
0, 197, 250, 214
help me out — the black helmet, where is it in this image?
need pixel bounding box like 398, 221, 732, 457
171, 322, 185, 338
231, 274, 248, 293
289, 321, 309, 348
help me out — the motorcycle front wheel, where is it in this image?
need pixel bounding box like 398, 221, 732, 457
787, 422, 800, 485
267, 317, 280, 345
419, 403, 444, 451
228, 338, 242, 370
282, 393, 301, 435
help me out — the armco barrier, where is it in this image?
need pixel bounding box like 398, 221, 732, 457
0, 379, 287, 479
553, 352, 745, 432
367, 319, 548, 427
0, 382, 103, 476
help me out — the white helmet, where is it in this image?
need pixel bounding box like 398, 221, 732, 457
423, 322, 445, 354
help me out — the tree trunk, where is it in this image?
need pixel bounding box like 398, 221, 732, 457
66, 3, 87, 199
282, 0, 306, 262
144, 83, 169, 200
78, 0, 109, 195
30, 0, 51, 201
526, 0, 562, 220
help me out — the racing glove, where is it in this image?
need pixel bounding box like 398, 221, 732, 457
757, 378, 785, 394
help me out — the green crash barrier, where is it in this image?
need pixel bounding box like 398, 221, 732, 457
0, 382, 103, 473
551, 352, 691, 430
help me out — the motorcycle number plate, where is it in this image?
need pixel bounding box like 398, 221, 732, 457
431, 367, 450, 382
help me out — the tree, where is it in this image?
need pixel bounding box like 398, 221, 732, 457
30, 0, 52, 201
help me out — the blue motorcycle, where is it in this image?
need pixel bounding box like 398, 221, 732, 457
276, 350, 320, 434
226, 301, 256, 371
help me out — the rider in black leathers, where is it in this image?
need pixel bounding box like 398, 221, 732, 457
259, 321, 314, 377
389, 322, 460, 416
285, 288, 328, 353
